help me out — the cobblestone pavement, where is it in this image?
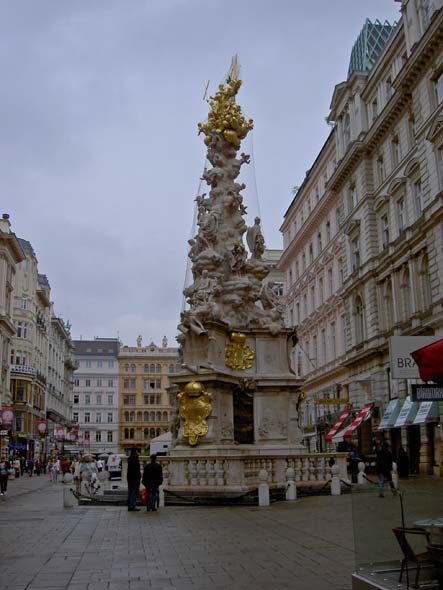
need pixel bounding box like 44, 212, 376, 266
0, 475, 354, 590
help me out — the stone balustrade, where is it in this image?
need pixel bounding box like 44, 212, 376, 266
159, 453, 347, 491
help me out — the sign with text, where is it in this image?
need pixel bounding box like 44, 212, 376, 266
314, 399, 350, 405
37, 420, 47, 435
389, 336, 439, 378
411, 384, 443, 402
1, 406, 14, 428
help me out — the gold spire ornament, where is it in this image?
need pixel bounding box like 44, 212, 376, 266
178, 381, 212, 446
198, 63, 253, 149
225, 332, 255, 370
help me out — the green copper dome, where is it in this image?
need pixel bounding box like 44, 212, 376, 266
348, 18, 397, 77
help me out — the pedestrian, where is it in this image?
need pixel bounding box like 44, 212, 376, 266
142, 454, 163, 512
19, 456, 25, 476
0, 456, 11, 496
127, 449, 141, 512
348, 445, 359, 484
74, 458, 82, 495
397, 445, 410, 479
27, 458, 34, 477
35, 458, 42, 476
51, 459, 60, 483
376, 442, 397, 497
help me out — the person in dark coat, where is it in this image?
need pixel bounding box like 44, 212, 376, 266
142, 454, 163, 511
127, 449, 141, 511
376, 442, 397, 497
397, 446, 410, 479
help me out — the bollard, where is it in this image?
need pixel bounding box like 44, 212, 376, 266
286, 467, 297, 501
357, 461, 366, 485
330, 464, 341, 496
258, 468, 270, 507
392, 461, 399, 490
158, 484, 165, 507
63, 486, 76, 508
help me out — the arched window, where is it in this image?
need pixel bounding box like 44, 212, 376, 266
150, 363, 155, 373
130, 411, 135, 423
129, 428, 134, 439
124, 364, 129, 372
150, 411, 155, 421
162, 411, 168, 421
124, 428, 129, 439
400, 268, 411, 321
176, 364, 181, 373
124, 411, 129, 422
156, 428, 161, 437
156, 411, 161, 421
137, 411, 142, 422
156, 364, 161, 373
144, 364, 149, 373
144, 428, 149, 439
131, 364, 136, 373
150, 428, 156, 438
354, 295, 365, 343
169, 364, 174, 373
419, 255, 431, 310
143, 411, 149, 422
384, 281, 394, 329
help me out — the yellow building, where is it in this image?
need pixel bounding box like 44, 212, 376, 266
118, 337, 180, 453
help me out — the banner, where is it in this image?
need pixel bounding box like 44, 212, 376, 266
37, 419, 47, 435
69, 431, 78, 443
55, 425, 65, 440
1, 406, 14, 428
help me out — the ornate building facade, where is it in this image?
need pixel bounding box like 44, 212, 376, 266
280, 1, 443, 473
118, 337, 180, 453
72, 338, 120, 456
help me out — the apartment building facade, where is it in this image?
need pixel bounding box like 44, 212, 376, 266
280, 1, 443, 473
118, 337, 180, 453
72, 338, 120, 456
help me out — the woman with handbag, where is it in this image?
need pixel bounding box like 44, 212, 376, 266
0, 456, 12, 496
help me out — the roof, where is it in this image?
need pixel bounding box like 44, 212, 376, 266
73, 339, 120, 357
18, 237, 36, 259
348, 18, 397, 77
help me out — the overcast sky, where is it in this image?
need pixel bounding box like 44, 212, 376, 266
2, 0, 401, 347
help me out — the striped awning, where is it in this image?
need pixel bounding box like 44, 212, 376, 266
341, 403, 374, 439
325, 409, 352, 443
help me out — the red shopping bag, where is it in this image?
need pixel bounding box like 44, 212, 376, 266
141, 488, 147, 506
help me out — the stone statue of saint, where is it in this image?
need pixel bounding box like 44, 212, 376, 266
246, 217, 265, 260
162, 336, 168, 348
137, 335, 142, 347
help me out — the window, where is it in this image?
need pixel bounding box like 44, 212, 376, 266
326, 220, 331, 243
95, 394, 101, 405
107, 379, 113, 388
317, 232, 323, 254
328, 268, 333, 296
435, 71, 443, 106
85, 394, 90, 405
309, 243, 314, 264
423, 0, 436, 27
85, 360, 91, 368
397, 197, 407, 233
289, 268, 293, 285
97, 360, 102, 368
131, 364, 136, 373
351, 239, 360, 271
169, 364, 174, 374
371, 98, 378, 122
107, 394, 113, 405
96, 412, 102, 423
107, 431, 113, 443
295, 302, 300, 324
376, 154, 385, 184
381, 214, 390, 249
95, 432, 101, 443
144, 364, 149, 373
123, 395, 136, 405
74, 379, 80, 387
343, 112, 351, 148
124, 364, 129, 372
391, 135, 400, 168
85, 379, 91, 387
419, 255, 431, 310
321, 329, 326, 364
84, 431, 90, 441
21, 296, 27, 310
303, 293, 308, 318
414, 178, 423, 216
156, 378, 161, 388
96, 379, 102, 387
74, 394, 79, 404
150, 364, 155, 373
408, 113, 416, 147
348, 184, 357, 211
295, 260, 299, 280
310, 285, 315, 313
330, 321, 336, 358
107, 412, 113, 423
129, 411, 135, 423
385, 76, 393, 101
84, 412, 90, 423
384, 280, 394, 329
73, 412, 78, 423
312, 335, 318, 366
319, 277, 324, 305
156, 364, 161, 373
355, 295, 365, 343
124, 379, 129, 389
108, 360, 114, 368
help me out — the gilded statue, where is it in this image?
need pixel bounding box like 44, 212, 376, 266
178, 381, 212, 446
225, 332, 255, 370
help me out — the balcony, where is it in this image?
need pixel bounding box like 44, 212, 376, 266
10, 364, 36, 377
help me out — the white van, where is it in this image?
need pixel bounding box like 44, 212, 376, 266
106, 454, 126, 479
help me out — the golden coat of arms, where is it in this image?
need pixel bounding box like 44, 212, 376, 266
225, 332, 255, 370
178, 381, 212, 446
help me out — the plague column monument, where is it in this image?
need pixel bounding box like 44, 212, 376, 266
166, 66, 305, 500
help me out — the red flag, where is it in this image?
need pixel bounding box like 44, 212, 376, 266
411, 339, 443, 383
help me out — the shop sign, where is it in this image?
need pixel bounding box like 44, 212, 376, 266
37, 420, 48, 435
1, 406, 14, 428
55, 426, 65, 440
411, 384, 443, 402
0, 429, 9, 436
69, 431, 78, 443
314, 398, 350, 405
389, 336, 438, 378
9, 364, 36, 376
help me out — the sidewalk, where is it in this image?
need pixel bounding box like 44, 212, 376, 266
0, 475, 354, 590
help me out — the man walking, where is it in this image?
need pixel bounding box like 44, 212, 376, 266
127, 449, 141, 512
0, 456, 11, 497
142, 454, 163, 511
376, 441, 397, 497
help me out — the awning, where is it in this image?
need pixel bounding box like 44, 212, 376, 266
325, 409, 352, 443
341, 403, 374, 440
378, 399, 402, 430
413, 401, 440, 425
394, 396, 420, 428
